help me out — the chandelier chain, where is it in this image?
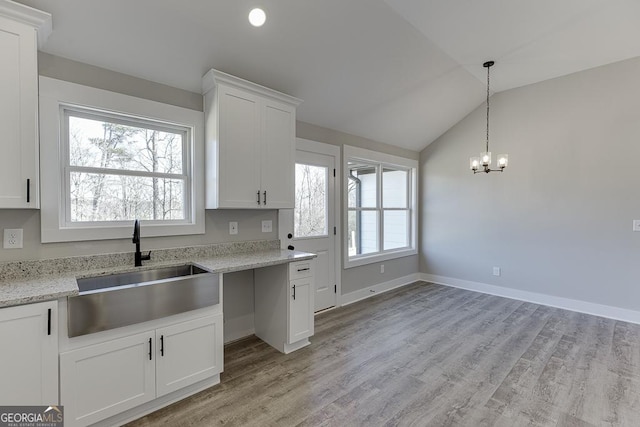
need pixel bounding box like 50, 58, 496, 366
486, 63, 490, 153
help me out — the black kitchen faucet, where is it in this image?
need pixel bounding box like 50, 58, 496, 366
132, 219, 151, 267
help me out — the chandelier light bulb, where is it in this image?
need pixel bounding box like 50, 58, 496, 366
248, 8, 266, 27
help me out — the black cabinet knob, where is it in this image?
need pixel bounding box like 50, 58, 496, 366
287, 233, 293, 239
287, 245, 295, 250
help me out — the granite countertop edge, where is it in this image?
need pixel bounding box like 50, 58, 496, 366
0, 249, 316, 309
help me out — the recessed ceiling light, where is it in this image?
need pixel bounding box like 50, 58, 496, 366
248, 8, 266, 27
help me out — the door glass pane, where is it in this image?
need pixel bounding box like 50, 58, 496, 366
348, 210, 378, 256
383, 210, 408, 250
348, 161, 377, 208
383, 168, 408, 208
295, 163, 328, 237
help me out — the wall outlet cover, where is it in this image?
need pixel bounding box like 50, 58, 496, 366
229, 222, 238, 235
261, 220, 273, 233
493, 267, 501, 276
3, 228, 23, 249
633, 220, 640, 232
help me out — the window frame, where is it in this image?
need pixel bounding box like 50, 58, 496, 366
39, 77, 205, 243
343, 145, 418, 268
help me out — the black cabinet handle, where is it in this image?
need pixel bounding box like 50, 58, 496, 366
293, 284, 296, 300
26, 179, 30, 203
47, 308, 51, 335
148, 338, 152, 360
257, 191, 261, 205
263, 191, 267, 205
297, 267, 310, 272
160, 335, 164, 356
287, 245, 294, 250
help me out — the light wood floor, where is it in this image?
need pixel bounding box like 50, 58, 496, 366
127, 282, 640, 426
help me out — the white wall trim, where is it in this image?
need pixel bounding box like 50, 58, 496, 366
421, 273, 640, 325
341, 273, 421, 306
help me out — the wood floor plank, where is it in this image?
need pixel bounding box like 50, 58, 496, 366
126, 283, 640, 427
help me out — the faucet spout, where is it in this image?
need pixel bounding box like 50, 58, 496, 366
132, 219, 150, 267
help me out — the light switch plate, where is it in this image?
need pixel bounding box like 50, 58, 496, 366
633, 220, 640, 232
262, 220, 273, 233
3, 229, 23, 249
493, 267, 501, 276
229, 222, 238, 235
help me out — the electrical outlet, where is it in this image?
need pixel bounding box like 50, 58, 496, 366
229, 222, 238, 235
261, 220, 272, 233
3, 229, 23, 249
633, 220, 640, 232
493, 266, 501, 276
380, 264, 385, 274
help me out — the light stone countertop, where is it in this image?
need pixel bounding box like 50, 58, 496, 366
0, 248, 315, 309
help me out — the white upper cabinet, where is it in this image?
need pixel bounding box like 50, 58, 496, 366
202, 69, 301, 209
0, 1, 51, 208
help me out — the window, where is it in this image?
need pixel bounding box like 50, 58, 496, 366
39, 77, 204, 242
344, 146, 417, 268
64, 108, 189, 223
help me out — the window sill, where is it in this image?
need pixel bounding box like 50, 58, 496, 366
344, 247, 417, 269
41, 222, 205, 243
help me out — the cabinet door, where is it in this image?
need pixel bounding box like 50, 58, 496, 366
0, 301, 57, 404
0, 16, 39, 208
217, 84, 261, 208
288, 277, 315, 343
155, 313, 223, 397
60, 331, 155, 427
261, 99, 295, 208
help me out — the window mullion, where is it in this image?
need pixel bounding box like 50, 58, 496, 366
68, 165, 186, 181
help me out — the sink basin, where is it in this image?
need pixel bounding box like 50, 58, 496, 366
68, 264, 219, 337
77, 264, 209, 294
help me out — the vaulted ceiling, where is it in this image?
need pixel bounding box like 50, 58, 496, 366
16, 0, 640, 151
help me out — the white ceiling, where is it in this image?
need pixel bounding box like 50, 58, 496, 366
16, 0, 640, 151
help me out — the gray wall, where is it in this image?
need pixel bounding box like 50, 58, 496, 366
0, 54, 276, 263
420, 56, 640, 312
1, 53, 421, 299
297, 122, 420, 296
0, 209, 277, 262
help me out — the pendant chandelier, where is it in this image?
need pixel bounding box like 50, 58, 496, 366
470, 61, 508, 174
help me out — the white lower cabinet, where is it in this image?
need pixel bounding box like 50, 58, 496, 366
60, 313, 223, 427
155, 315, 223, 397
289, 276, 314, 343
60, 331, 155, 426
255, 260, 315, 353
0, 300, 58, 405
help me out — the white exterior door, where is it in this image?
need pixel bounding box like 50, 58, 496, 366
280, 139, 340, 312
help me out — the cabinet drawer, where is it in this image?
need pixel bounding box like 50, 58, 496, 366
289, 261, 313, 280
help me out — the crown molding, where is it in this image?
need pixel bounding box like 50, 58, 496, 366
0, 0, 52, 48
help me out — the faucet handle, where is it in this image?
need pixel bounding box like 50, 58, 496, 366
142, 251, 152, 261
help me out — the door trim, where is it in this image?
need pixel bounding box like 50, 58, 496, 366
292, 138, 342, 308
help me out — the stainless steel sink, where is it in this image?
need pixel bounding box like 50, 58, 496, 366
68, 264, 220, 337
76, 264, 209, 294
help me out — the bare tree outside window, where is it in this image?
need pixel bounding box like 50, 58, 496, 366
294, 164, 327, 237
66, 111, 188, 223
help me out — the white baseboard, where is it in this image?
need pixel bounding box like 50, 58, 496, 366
341, 273, 421, 306
421, 273, 640, 325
